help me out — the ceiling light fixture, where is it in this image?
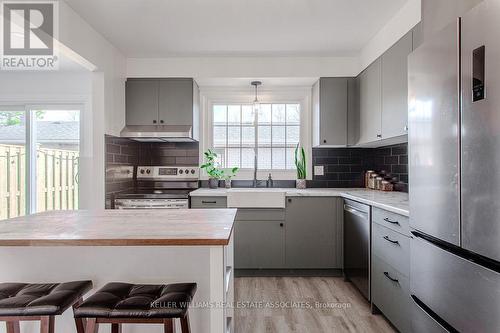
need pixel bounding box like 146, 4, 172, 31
251, 81, 262, 115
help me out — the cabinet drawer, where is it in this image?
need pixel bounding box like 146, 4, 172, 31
372, 255, 410, 333
372, 207, 409, 236
191, 196, 227, 208
235, 209, 285, 221
372, 223, 410, 276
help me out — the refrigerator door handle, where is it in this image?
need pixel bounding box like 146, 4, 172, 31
411, 295, 458, 333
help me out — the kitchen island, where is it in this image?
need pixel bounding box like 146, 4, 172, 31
0, 209, 237, 333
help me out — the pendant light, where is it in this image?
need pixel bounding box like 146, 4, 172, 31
251, 81, 262, 117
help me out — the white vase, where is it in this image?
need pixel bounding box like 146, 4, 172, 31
296, 179, 306, 189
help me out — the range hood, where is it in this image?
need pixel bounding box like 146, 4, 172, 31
120, 125, 196, 142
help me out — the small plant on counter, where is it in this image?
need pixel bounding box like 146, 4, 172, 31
295, 144, 307, 189
222, 167, 239, 189
201, 149, 223, 188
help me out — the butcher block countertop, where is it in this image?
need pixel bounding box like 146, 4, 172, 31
0, 209, 237, 246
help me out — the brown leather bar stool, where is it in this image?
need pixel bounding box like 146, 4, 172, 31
0, 281, 93, 333
74, 282, 197, 333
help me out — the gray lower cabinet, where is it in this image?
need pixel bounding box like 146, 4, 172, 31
190, 196, 227, 208
234, 209, 285, 269
285, 197, 342, 268
371, 208, 411, 333
372, 255, 411, 333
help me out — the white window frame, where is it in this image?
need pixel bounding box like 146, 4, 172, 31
199, 87, 312, 180
0, 103, 84, 214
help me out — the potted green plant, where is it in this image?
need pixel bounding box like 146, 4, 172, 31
200, 149, 223, 189
222, 167, 239, 189
295, 144, 307, 189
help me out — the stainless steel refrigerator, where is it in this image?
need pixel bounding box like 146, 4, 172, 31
409, 0, 500, 332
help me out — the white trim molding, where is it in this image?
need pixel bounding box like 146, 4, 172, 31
199, 86, 313, 181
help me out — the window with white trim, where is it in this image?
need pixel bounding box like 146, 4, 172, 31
212, 103, 300, 170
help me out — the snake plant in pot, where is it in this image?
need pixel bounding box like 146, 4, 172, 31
200, 149, 223, 189
295, 144, 307, 189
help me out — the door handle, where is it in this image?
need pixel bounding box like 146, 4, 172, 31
383, 235, 399, 245
280, 223, 284, 227
383, 217, 400, 225
383, 272, 399, 283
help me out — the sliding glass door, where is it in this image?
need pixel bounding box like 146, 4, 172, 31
0, 105, 81, 220
0, 108, 26, 219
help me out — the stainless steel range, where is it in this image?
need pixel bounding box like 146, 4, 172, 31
114, 166, 199, 209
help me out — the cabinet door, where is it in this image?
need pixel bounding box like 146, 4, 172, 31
319, 78, 348, 146
285, 197, 339, 268
381, 31, 412, 139
158, 79, 193, 125
126, 80, 159, 126
234, 220, 285, 269
412, 22, 424, 50
359, 59, 382, 144
347, 77, 360, 146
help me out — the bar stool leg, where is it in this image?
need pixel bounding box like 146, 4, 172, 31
180, 312, 191, 333
73, 297, 86, 333
111, 323, 122, 333
6, 321, 20, 333
85, 318, 98, 333
40, 316, 55, 333
163, 318, 175, 333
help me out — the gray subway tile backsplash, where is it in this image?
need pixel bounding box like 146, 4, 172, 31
104, 135, 199, 208
311, 143, 409, 192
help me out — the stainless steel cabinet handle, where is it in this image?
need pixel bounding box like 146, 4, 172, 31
383, 271, 399, 283
383, 217, 400, 225
383, 235, 399, 245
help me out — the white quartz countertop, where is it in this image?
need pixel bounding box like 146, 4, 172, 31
190, 188, 409, 216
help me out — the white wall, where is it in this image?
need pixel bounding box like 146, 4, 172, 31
127, 56, 360, 78
56, 1, 127, 209
359, 0, 421, 71
0, 1, 127, 210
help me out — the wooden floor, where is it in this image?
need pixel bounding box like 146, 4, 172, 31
234, 277, 395, 333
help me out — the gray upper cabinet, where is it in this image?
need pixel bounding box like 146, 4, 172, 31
358, 58, 382, 145
285, 197, 342, 268
412, 22, 424, 50
381, 31, 412, 139
313, 78, 349, 147
126, 78, 198, 129
347, 77, 360, 146
158, 79, 193, 126
125, 80, 159, 126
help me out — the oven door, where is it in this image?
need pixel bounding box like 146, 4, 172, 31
114, 199, 189, 209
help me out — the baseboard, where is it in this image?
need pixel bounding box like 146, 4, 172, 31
235, 268, 343, 277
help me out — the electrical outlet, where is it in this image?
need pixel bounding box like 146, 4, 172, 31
314, 166, 324, 176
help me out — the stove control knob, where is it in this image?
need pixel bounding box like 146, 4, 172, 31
185, 169, 189, 174
191, 169, 195, 174
179, 169, 184, 174
146, 169, 151, 174
140, 169, 145, 174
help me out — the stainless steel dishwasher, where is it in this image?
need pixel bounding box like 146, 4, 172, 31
343, 199, 370, 301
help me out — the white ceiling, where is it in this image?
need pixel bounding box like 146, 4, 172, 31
63, 0, 409, 58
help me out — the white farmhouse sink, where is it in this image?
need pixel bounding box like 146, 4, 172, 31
226, 188, 286, 208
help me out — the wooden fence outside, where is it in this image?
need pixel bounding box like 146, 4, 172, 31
0, 144, 79, 220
